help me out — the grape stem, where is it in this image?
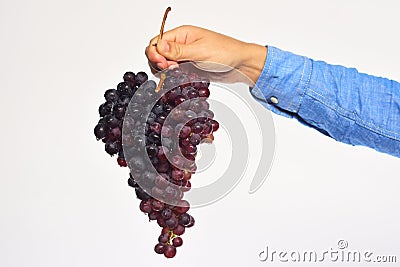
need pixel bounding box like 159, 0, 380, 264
153, 7, 171, 47
155, 72, 166, 93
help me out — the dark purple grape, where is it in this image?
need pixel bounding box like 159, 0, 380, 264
155, 161, 170, 173
135, 71, 148, 85
147, 132, 161, 145
108, 127, 121, 141
104, 89, 119, 103
186, 215, 195, 227
146, 145, 158, 158
173, 224, 185, 236
198, 87, 210, 98
172, 237, 183, 247
154, 243, 167, 254
182, 144, 197, 155
174, 95, 186, 106
104, 115, 120, 128
210, 119, 219, 131
140, 200, 152, 213
155, 114, 167, 124
178, 213, 191, 226
189, 134, 201, 146
161, 208, 173, 220
99, 102, 113, 117
164, 245, 176, 258
117, 82, 132, 96
157, 217, 167, 227
152, 104, 164, 115
171, 169, 184, 181
94, 123, 108, 139
123, 72, 136, 86
165, 216, 178, 229
148, 211, 159, 220
150, 122, 162, 134
174, 202, 190, 215
105, 140, 121, 155
128, 176, 138, 188
152, 200, 165, 212
135, 187, 151, 201
191, 123, 203, 134
158, 233, 170, 243
187, 87, 199, 99
202, 121, 213, 134
178, 125, 191, 138
113, 104, 126, 119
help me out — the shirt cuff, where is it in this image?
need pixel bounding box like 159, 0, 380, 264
250, 46, 313, 118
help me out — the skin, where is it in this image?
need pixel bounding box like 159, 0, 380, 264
145, 25, 268, 85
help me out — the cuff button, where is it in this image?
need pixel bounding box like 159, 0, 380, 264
270, 96, 279, 104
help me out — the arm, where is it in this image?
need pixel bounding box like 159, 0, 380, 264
145, 26, 400, 158
252, 46, 400, 157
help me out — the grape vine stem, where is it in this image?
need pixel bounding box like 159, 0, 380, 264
153, 7, 171, 47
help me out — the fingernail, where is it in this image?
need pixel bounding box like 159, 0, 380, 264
157, 63, 164, 70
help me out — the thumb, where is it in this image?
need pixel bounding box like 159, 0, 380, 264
157, 39, 195, 61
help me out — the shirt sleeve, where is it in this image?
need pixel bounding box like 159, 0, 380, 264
250, 46, 400, 158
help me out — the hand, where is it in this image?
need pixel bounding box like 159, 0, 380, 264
145, 25, 267, 84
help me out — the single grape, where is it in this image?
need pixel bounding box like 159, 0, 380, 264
174, 200, 190, 214
164, 245, 176, 258
154, 243, 167, 254
94, 123, 108, 139
210, 119, 219, 132
189, 134, 201, 146
152, 199, 165, 212
135, 187, 151, 201
198, 87, 210, 98
104, 89, 119, 103
173, 224, 185, 236
117, 82, 132, 96
127, 176, 138, 188
178, 213, 191, 226
140, 200, 152, 213
99, 102, 113, 117
113, 104, 126, 119
105, 140, 121, 155
171, 169, 184, 181
135, 71, 148, 85
161, 208, 173, 220
158, 233, 170, 243
123, 72, 136, 86
178, 125, 191, 138
165, 216, 178, 229
148, 211, 159, 221
172, 236, 183, 247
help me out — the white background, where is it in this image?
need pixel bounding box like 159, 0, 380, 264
1, 0, 399, 266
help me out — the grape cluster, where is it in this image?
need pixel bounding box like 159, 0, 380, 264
94, 71, 149, 166
94, 68, 219, 258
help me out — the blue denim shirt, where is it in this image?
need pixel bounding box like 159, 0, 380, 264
251, 46, 400, 158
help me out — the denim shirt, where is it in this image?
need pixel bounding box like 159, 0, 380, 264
251, 46, 400, 158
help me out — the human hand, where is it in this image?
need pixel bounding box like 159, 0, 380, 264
145, 25, 267, 84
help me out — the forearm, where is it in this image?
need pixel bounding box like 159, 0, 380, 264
251, 46, 400, 157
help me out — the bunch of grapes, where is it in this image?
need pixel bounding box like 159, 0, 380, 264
94, 67, 219, 258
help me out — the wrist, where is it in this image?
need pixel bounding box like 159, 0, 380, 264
237, 43, 268, 85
